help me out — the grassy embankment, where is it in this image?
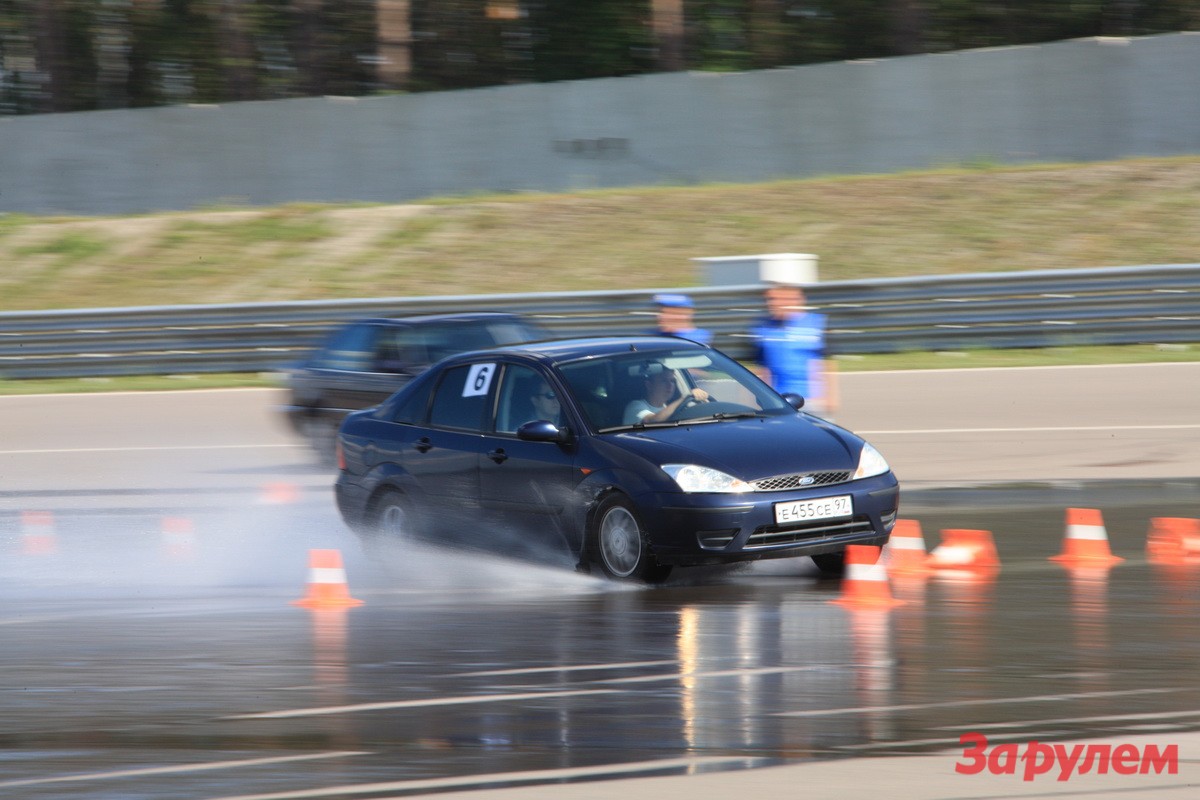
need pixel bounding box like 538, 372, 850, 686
2, 156, 1198, 394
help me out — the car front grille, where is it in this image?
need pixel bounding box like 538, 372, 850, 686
752, 470, 852, 492
743, 515, 875, 549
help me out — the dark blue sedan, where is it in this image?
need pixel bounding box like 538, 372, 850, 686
335, 336, 899, 582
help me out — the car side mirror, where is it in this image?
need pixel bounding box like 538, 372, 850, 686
517, 420, 571, 444
782, 392, 806, 410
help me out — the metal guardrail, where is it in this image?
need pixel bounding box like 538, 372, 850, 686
0, 264, 1196, 380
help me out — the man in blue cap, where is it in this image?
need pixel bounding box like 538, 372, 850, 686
647, 293, 712, 345
749, 282, 838, 418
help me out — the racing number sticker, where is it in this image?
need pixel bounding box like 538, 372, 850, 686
463, 363, 496, 397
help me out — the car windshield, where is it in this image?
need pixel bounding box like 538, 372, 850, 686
557, 348, 793, 432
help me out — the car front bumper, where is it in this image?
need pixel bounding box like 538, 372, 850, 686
632, 473, 900, 566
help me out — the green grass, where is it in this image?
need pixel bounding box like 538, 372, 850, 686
3, 155, 1200, 310
0, 373, 280, 396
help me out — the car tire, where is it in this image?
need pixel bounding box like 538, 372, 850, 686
587, 494, 672, 584
811, 550, 846, 576
367, 489, 416, 547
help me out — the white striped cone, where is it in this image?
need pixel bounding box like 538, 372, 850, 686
1051, 508, 1122, 566
928, 529, 1000, 571
832, 545, 903, 608
21, 510, 58, 555
292, 549, 363, 608
883, 519, 930, 575
161, 516, 197, 560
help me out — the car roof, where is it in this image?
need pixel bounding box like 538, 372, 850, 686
468, 335, 710, 365
352, 311, 527, 327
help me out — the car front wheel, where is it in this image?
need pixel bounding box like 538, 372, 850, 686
588, 494, 672, 583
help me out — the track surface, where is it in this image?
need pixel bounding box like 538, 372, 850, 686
1, 363, 1198, 799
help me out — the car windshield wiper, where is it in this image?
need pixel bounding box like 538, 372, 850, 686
599, 412, 763, 433
600, 419, 703, 432
671, 411, 765, 424
598, 423, 640, 433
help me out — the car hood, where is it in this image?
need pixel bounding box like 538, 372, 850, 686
605, 414, 861, 480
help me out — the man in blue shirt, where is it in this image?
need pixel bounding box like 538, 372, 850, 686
750, 283, 838, 417
647, 293, 712, 345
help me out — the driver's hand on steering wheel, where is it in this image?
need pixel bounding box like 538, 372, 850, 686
689, 388, 710, 403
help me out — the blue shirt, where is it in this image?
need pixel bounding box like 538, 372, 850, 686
750, 311, 827, 399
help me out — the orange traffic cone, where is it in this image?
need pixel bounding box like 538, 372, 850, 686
161, 516, 197, 561
1050, 508, 1123, 566
831, 545, 904, 608
261, 482, 301, 505
883, 519, 931, 576
1146, 517, 1200, 566
292, 549, 364, 609
927, 529, 1000, 571
21, 510, 58, 555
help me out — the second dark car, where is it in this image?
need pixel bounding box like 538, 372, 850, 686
281, 312, 548, 462
334, 336, 899, 582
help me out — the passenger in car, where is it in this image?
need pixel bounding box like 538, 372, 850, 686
623, 362, 709, 425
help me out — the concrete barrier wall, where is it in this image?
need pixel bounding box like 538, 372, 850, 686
2, 32, 1198, 215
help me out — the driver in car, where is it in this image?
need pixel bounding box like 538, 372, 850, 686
623, 362, 710, 424
527, 379, 563, 427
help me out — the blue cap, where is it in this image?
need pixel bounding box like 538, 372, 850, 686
653, 293, 694, 309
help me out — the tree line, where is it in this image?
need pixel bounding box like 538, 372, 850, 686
2, 1, 1196, 115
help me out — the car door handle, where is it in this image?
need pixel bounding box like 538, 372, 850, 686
487, 448, 508, 464
414, 437, 433, 453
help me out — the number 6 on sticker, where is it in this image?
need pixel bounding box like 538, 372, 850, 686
463, 363, 496, 397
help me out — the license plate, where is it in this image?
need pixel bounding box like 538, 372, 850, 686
774, 495, 853, 525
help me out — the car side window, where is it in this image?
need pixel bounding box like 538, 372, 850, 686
426, 323, 496, 363
311, 323, 377, 371
428, 364, 495, 432
494, 364, 549, 435
373, 326, 424, 373
486, 320, 547, 345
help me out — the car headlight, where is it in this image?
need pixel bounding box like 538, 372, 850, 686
853, 443, 890, 479
661, 464, 753, 493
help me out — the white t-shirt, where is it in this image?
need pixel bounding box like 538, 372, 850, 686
624, 398, 665, 425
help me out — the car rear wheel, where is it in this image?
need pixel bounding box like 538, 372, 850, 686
588, 495, 672, 583
367, 490, 416, 546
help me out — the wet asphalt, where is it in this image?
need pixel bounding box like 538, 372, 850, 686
0, 367, 1198, 798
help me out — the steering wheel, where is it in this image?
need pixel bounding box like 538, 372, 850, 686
669, 393, 708, 420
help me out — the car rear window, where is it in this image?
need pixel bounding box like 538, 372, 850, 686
428, 364, 494, 432
423, 319, 544, 363
486, 320, 546, 345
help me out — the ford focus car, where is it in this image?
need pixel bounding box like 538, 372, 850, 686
334, 336, 899, 582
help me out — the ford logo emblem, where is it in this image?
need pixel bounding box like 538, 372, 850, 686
799, 475, 815, 486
